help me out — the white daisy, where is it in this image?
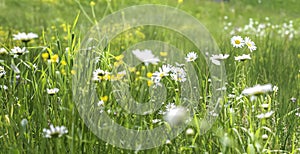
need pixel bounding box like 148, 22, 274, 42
152, 64, 172, 78
260, 104, 269, 109
210, 54, 230, 65
43, 124, 68, 138
47, 88, 59, 95
242, 84, 273, 96
244, 37, 257, 52
0, 48, 8, 55
0, 85, 8, 90
165, 102, 176, 111
290, 97, 297, 103
0, 66, 6, 78
13, 32, 38, 42
11, 47, 29, 57
164, 106, 188, 126
234, 54, 251, 61
151, 75, 162, 87
152, 119, 161, 124
170, 66, 186, 82
262, 134, 268, 140
132, 49, 160, 66
186, 128, 194, 135
272, 85, 279, 93
92, 69, 110, 82
256, 111, 274, 119
185, 52, 198, 62
231, 36, 245, 48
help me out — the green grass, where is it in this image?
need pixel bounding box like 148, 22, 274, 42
0, 0, 299, 153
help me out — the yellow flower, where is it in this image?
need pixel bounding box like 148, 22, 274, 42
71, 70, 76, 75
141, 66, 146, 70
103, 74, 111, 80
42, 52, 49, 61
61, 69, 66, 75
160, 52, 168, 57
129, 67, 136, 72
114, 61, 123, 67
147, 72, 153, 78
51, 54, 59, 63
135, 30, 145, 39
61, 60, 67, 66
178, 0, 183, 4
101, 96, 108, 102
90, 1, 96, 6
147, 80, 153, 86
136, 71, 140, 76
115, 54, 124, 61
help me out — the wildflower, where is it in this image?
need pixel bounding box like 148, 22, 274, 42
0, 85, 8, 90
97, 100, 104, 106
152, 64, 171, 78
185, 51, 198, 62
11, 47, 29, 57
160, 52, 168, 57
186, 128, 194, 135
242, 84, 273, 96
128, 67, 136, 72
165, 139, 172, 144
71, 70, 76, 75
101, 96, 108, 102
47, 88, 59, 95
152, 119, 161, 124
231, 36, 245, 48
61, 60, 67, 66
178, 0, 183, 4
147, 80, 153, 86
92, 69, 110, 82
0, 48, 7, 55
115, 54, 124, 61
262, 134, 268, 140
272, 86, 278, 93
260, 104, 269, 109
151, 76, 162, 87
146, 72, 153, 78
13, 32, 38, 42
170, 66, 186, 82
210, 54, 230, 65
0, 66, 6, 78
165, 103, 176, 111
290, 97, 297, 103
132, 49, 160, 66
234, 54, 251, 61
42, 52, 49, 61
244, 37, 257, 52
90, 1, 96, 6
20, 119, 28, 128
164, 106, 188, 126
50, 54, 59, 63
256, 111, 274, 119
43, 124, 68, 138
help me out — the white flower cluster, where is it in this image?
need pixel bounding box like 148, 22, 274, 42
13, 32, 38, 42
151, 63, 187, 87
43, 124, 68, 138
225, 17, 297, 40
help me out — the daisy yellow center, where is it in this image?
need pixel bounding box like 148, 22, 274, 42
247, 43, 252, 47
235, 40, 241, 44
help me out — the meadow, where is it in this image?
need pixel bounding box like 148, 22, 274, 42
0, 0, 299, 153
